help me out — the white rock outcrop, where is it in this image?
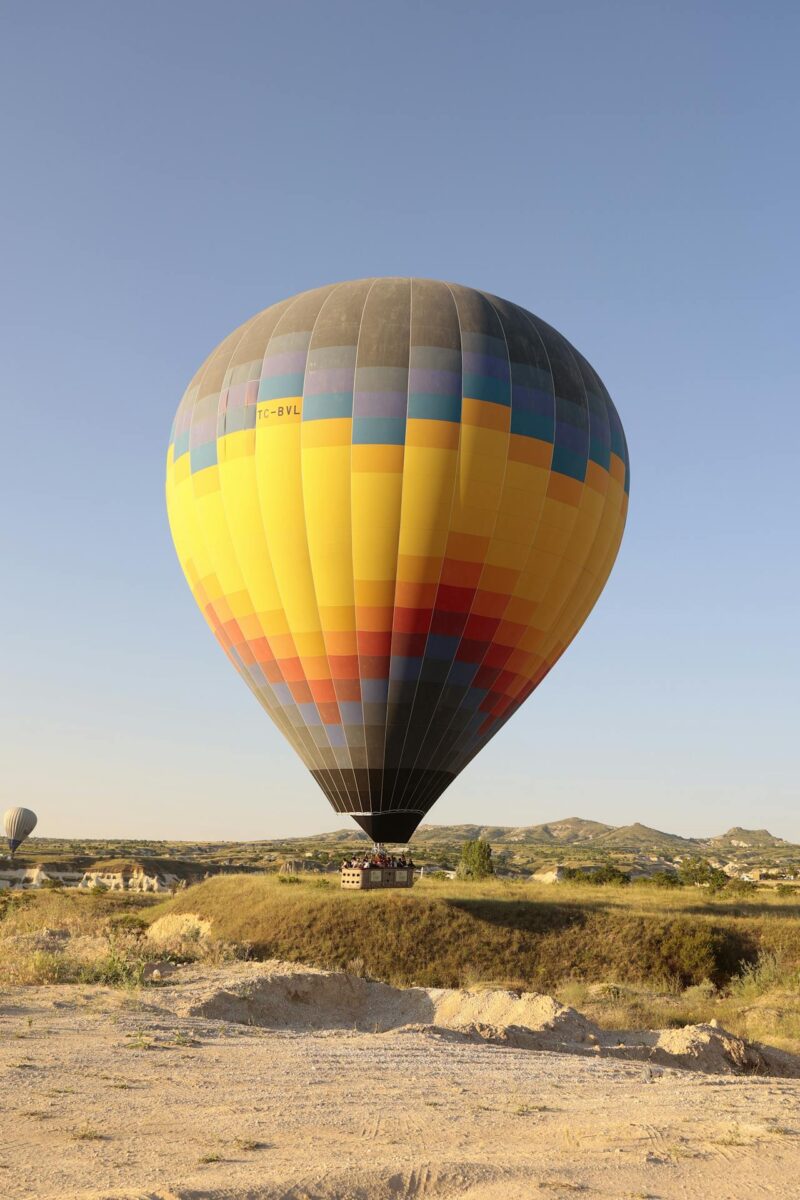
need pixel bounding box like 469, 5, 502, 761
0, 865, 183, 892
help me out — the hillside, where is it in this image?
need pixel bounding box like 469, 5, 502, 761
526, 818, 614, 843
590, 822, 703, 854
709, 827, 788, 850
149, 874, 769, 989
267, 819, 788, 855
294, 818, 615, 845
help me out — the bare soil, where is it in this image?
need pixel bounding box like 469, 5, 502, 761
2, 961, 800, 1199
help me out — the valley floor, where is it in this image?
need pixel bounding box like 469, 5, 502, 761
2, 969, 800, 1199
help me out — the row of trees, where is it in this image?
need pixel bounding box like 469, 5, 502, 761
453, 844, 765, 892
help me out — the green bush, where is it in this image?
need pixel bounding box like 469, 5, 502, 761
108, 912, 149, 932
456, 839, 494, 880
645, 872, 682, 889
78, 935, 146, 987
563, 865, 630, 886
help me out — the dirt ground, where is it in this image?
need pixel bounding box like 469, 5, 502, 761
2, 962, 800, 1199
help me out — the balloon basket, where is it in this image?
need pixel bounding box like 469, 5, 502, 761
340, 866, 414, 890
340, 844, 416, 890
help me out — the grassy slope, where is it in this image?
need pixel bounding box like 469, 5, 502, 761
4, 880, 800, 1050
149, 875, 800, 991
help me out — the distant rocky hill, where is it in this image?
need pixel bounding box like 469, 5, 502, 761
294, 820, 617, 847
422, 820, 796, 854
708, 828, 788, 850
7, 820, 797, 892
527, 818, 614, 843
588, 823, 703, 855
432, 821, 796, 858
272, 820, 796, 868
281, 818, 793, 857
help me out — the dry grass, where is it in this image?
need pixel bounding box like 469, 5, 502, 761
148, 873, 800, 990
147, 873, 800, 1052
5, 874, 800, 1052
556, 952, 800, 1052
71, 1126, 105, 1142
0, 888, 234, 986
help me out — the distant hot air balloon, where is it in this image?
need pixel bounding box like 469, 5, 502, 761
166, 279, 629, 844
4, 807, 37, 856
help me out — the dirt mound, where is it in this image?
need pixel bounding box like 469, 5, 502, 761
428, 985, 590, 1037
146, 912, 213, 949
159, 962, 429, 1030
152, 961, 593, 1042
147, 961, 800, 1075
652, 1022, 770, 1073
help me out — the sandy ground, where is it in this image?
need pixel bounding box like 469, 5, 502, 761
2, 962, 800, 1199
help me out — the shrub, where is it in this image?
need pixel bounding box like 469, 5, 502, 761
651, 919, 733, 986
108, 912, 149, 932
563, 865, 630, 886
647, 871, 682, 889
725, 879, 758, 897
0, 948, 76, 985
80, 940, 146, 987
728, 952, 800, 1000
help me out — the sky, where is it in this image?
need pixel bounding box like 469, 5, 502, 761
1, 1, 798, 842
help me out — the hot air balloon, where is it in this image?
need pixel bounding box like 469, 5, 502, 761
4, 807, 37, 856
166, 279, 629, 845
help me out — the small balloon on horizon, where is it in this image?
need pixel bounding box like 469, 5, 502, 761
4, 807, 38, 856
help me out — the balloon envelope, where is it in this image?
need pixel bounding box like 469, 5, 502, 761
166, 279, 629, 842
4, 807, 37, 854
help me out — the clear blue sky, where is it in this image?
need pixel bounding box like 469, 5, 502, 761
2, 1, 797, 841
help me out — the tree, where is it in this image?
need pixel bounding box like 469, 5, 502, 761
457, 839, 494, 880
678, 857, 728, 891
